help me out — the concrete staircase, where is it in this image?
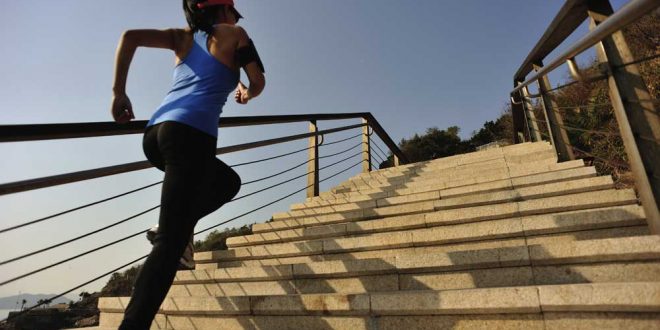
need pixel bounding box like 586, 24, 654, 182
94, 142, 660, 329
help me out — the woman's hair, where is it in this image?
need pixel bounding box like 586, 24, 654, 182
183, 0, 225, 34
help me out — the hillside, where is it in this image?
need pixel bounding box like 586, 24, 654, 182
0, 294, 72, 310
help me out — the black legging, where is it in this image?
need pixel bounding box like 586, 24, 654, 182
119, 121, 241, 330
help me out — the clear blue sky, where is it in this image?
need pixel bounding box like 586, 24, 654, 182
0, 0, 629, 301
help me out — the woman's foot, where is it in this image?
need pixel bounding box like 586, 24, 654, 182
146, 225, 195, 270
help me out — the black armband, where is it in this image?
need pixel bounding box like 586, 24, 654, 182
236, 39, 265, 73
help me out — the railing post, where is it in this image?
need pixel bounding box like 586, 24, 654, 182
307, 120, 319, 198
533, 62, 575, 161
566, 58, 587, 116
566, 58, 583, 82
362, 118, 372, 173
587, 0, 660, 234
510, 82, 528, 143
513, 87, 532, 142
521, 86, 543, 142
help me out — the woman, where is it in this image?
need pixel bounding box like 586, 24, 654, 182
110, 0, 265, 328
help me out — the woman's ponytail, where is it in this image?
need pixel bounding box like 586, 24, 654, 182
183, 0, 223, 34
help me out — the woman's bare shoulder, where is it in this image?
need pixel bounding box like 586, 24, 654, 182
171, 28, 192, 40
214, 24, 249, 40
170, 28, 192, 53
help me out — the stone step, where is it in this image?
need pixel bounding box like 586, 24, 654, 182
230, 190, 639, 262
233, 201, 639, 250
355, 142, 554, 181
357, 151, 549, 182
184, 236, 660, 285
213, 226, 650, 269
359, 147, 554, 184
348, 143, 554, 182
252, 178, 620, 235
96, 312, 660, 330
305, 161, 584, 212
335, 149, 556, 191
300, 161, 587, 217
98, 282, 660, 328
170, 236, 660, 299
168, 261, 660, 298
198, 192, 641, 266
331, 151, 557, 195
355, 147, 551, 184
311, 160, 585, 203
274, 166, 596, 222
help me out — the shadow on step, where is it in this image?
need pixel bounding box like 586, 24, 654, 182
163, 205, 656, 329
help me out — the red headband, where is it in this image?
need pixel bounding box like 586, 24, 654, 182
197, 0, 235, 9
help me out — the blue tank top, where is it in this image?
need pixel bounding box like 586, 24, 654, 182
147, 30, 239, 137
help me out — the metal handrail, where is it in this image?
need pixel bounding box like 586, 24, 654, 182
509, 0, 660, 235
0, 113, 367, 142
511, 0, 659, 93
0, 113, 406, 160
514, 0, 589, 83
0, 114, 407, 195
0, 122, 362, 195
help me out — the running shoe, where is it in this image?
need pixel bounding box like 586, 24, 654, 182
146, 224, 195, 270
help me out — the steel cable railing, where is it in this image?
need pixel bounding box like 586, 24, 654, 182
368, 158, 377, 172
319, 141, 364, 160
545, 74, 609, 93
229, 144, 314, 168
511, 0, 660, 95
375, 152, 386, 164
242, 140, 363, 185
319, 132, 363, 147
371, 151, 386, 166
0, 131, 365, 236
231, 150, 365, 202
0, 206, 159, 267
196, 132, 366, 175
537, 130, 630, 170
4, 254, 148, 322
241, 158, 312, 186
0, 181, 161, 234
371, 147, 386, 166
521, 94, 613, 110
194, 158, 366, 236
528, 117, 623, 138
0, 133, 365, 268
613, 52, 660, 69
3, 157, 367, 321
1, 113, 408, 323
567, 143, 631, 169
0, 122, 367, 196
0, 141, 366, 286
515, 0, 660, 231
368, 134, 392, 168
551, 103, 613, 110
371, 141, 390, 163
0, 228, 149, 286
525, 100, 628, 145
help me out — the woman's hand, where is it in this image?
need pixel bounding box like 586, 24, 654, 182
111, 93, 135, 123
234, 81, 249, 105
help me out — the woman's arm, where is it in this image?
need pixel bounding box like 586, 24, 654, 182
234, 27, 265, 104
112, 29, 182, 94
111, 29, 184, 122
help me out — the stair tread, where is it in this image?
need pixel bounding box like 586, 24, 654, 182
233, 205, 644, 249
280, 166, 596, 219
98, 282, 660, 315
94, 142, 658, 329
185, 236, 660, 282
